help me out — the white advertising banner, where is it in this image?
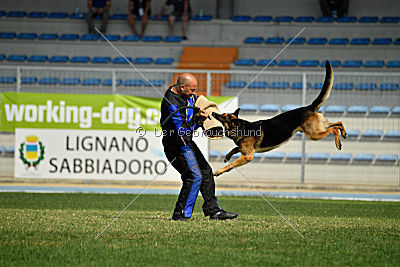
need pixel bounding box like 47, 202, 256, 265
14, 128, 208, 180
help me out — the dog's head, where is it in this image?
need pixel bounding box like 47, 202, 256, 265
211, 108, 241, 138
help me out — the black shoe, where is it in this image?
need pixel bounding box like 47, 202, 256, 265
210, 210, 238, 220
172, 213, 190, 221
182, 36, 188, 40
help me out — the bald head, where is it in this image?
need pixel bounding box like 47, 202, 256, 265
173, 73, 198, 99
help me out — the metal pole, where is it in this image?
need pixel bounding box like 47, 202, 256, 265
16, 67, 21, 92
206, 71, 211, 97
300, 73, 307, 184
112, 69, 116, 93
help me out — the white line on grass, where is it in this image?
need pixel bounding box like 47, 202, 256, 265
225, 159, 306, 239
224, 27, 306, 108
94, 158, 176, 239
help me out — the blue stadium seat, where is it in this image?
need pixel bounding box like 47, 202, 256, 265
307, 38, 327, 45
7, 55, 27, 62
6, 11, 26, 18
277, 60, 297, 67
376, 154, 398, 164
364, 60, 384, 68
353, 153, 375, 163
37, 33, 58, 40
28, 55, 48, 62
144, 80, 165, 87
253, 16, 272, 22
39, 77, 59, 85
392, 106, 400, 115
256, 59, 276, 66
316, 16, 334, 23
82, 78, 101, 86
110, 14, 127, 20
337, 16, 357, 23
395, 38, 400, 45
342, 60, 362, 67
0, 54, 4, 61
286, 152, 305, 161
234, 59, 255, 66
112, 57, 133, 64
299, 60, 319, 67
369, 106, 391, 115
308, 153, 330, 162
281, 104, 300, 112
226, 81, 246, 88
192, 15, 212, 21
16, 33, 37, 40
133, 57, 153, 64
70, 56, 90, 63
386, 61, 400, 68
333, 83, 353, 90
269, 82, 289, 89
383, 130, 400, 140
294, 16, 314, 23
91, 57, 111, 64
208, 150, 220, 160
239, 104, 259, 112
330, 153, 352, 162
247, 81, 267, 89
69, 13, 85, 19
21, 77, 37, 84
0, 11, 5, 17
355, 83, 376, 90
347, 129, 361, 139
123, 79, 143, 87
260, 104, 280, 113
358, 16, 378, 23
151, 15, 169, 21
154, 58, 174, 64
372, 38, 392, 45
27, 12, 47, 18
265, 151, 286, 161
48, 12, 68, 19
274, 16, 293, 23
60, 78, 80, 86
286, 37, 306, 44
329, 38, 349, 45
244, 37, 264, 44
347, 105, 368, 115
378, 83, 399, 91
0, 77, 16, 84
325, 105, 346, 113
291, 82, 311, 89
265, 37, 284, 44
59, 34, 79, 41
232, 15, 251, 22
100, 34, 120, 41
142, 35, 162, 42
121, 35, 140, 42
163, 36, 183, 42
350, 38, 370, 45
361, 129, 383, 139
320, 60, 341, 67
49, 56, 69, 63
102, 79, 122, 86
313, 83, 323, 90
0, 32, 16, 39
380, 17, 399, 23
80, 34, 98, 41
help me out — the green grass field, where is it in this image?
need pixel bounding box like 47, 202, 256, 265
0, 192, 399, 266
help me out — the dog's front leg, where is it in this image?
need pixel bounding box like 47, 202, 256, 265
214, 151, 255, 176
224, 147, 240, 162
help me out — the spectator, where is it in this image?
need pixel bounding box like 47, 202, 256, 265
87, 0, 111, 34
127, 0, 151, 38
157, 0, 191, 40
319, 0, 349, 18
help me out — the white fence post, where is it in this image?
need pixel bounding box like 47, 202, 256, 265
16, 67, 21, 92
300, 72, 307, 184
206, 71, 211, 97
112, 69, 116, 93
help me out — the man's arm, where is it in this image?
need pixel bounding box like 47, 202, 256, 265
144, 0, 151, 14
99, 0, 111, 14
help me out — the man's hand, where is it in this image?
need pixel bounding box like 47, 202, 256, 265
198, 109, 211, 120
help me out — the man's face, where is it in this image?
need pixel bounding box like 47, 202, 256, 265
179, 79, 197, 99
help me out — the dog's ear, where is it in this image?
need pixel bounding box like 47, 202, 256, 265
233, 108, 240, 117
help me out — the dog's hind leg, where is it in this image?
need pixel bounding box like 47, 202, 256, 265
224, 147, 240, 162
214, 150, 255, 176
327, 121, 347, 139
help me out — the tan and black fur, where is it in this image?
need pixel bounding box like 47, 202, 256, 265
212, 61, 347, 176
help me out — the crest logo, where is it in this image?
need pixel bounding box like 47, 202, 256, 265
19, 135, 45, 168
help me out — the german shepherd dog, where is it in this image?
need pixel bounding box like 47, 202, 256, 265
212, 61, 347, 177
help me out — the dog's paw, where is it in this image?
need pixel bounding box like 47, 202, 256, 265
223, 157, 229, 163
213, 170, 223, 177
335, 141, 342, 150
341, 130, 347, 139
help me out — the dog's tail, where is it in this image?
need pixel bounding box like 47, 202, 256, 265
309, 60, 334, 112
